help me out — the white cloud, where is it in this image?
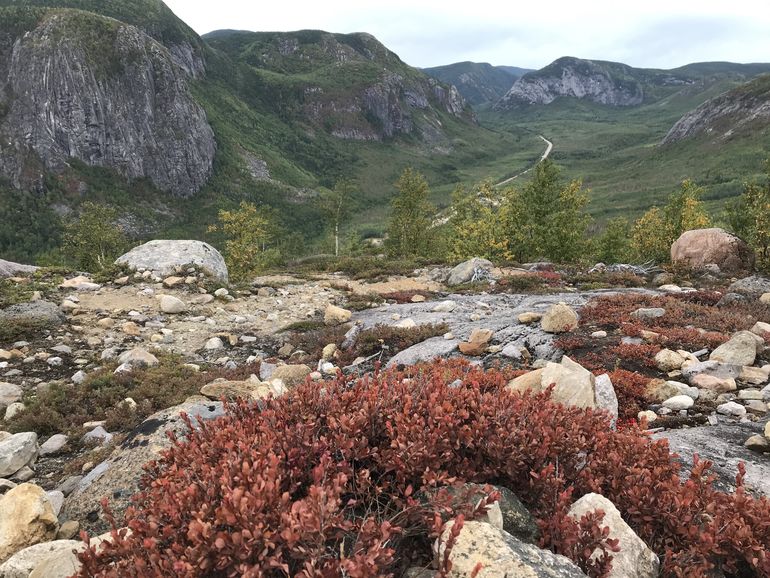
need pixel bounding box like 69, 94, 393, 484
164, 0, 770, 69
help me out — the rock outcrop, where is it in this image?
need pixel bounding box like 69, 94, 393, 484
663, 74, 770, 144
496, 57, 648, 108
671, 228, 754, 273
0, 9, 215, 196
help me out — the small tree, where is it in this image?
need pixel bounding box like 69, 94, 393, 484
62, 202, 128, 271
446, 181, 508, 262
207, 201, 276, 281
319, 179, 355, 257
499, 160, 591, 263
631, 179, 711, 263
386, 168, 435, 258
595, 217, 632, 264
726, 162, 770, 266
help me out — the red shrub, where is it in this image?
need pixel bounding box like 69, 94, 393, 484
603, 369, 652, 420
77, 360, 770, 578
606, 343, 662, 368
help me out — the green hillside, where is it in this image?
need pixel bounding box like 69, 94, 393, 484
487, 59, 770, 220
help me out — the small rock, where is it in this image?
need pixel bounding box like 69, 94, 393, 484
591, 330, 608, 338
432, 300, 457, 313
38, 434, 68, 456
270, 365, 312, 387
410, 294, 426, 303
738, 389, 764, 401
162, 276, 185, 288
632, 307, 666, 320
655, 349, 686, 372
662, 395, 694, 411
214, 288, 229, 298
277, 343, 294, 358
517, 312, 542, 324
117, 348, 159, 369
745, 434, 770, 453
159, 295, 187, 314
0, 383, 22, 409
638, 410, 658, 425
324, 304, 352, 326
4, 402, 24, 421
121, 322, 141, 336
82, 426, 113, 446
716, 401, 747, 417
204, 337, 224, 351
540, 303, 578, 334
0, 433, 38, 478
321, 344, 338, 361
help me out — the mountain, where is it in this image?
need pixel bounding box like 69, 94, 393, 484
495, 56, 770, 109
0, 1, 538, 262
202, 29, 472, 141
422, 61, 531, 107
663, 74, 770, 144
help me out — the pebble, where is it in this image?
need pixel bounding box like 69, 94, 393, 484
716, 401, 747, 417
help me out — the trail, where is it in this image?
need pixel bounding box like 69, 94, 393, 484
432, 134, 553, 226
495, 134, 553, 187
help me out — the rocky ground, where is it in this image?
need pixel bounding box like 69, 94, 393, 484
1, 245, 769, 576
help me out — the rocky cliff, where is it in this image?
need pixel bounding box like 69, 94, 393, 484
0, 7, 215, 197
663, 74, 770, 144
204, 29, 472, 142
496, 57, 651, 108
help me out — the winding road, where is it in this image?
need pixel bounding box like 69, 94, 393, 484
495, 134, 553, 187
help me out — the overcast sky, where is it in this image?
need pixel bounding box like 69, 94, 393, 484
163, 0, 770, 70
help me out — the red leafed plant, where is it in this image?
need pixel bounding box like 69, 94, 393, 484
77, 359, 770, 577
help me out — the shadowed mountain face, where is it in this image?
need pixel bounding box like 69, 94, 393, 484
422, 61, 531, 107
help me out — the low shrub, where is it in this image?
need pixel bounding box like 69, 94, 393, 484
340, 323, 449, 364
78, 360, 770, 577
7, 357, 261, 438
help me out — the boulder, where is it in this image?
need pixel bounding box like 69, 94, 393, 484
0, 302, 65, 341
446, 258, 495, 286
59, 276, 101, 291
62, 400, 225, 535
568, 493, 659, 578
0, 260, 37, 279
631, 307, 666, 320
709, 331, 760, 366
728, 276, 770, 298
670, 228, 754, 273
594, 374, 619, 423
540, 303, 578, 334
115, 240, 228, 283
0, 539, 82, 578
0, 484, 59, 564
507, 356, 597, 410
324, 304, 352, 326
0, 433, 38, 478
438, 520, 586, 577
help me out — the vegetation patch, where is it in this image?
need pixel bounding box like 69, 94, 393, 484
77, 360, 770, 577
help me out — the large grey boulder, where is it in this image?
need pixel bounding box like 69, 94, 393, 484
438, 520, 587, 577
727, 276, 770, 298
670, 228, 754, 273
0, 260, 37, 279
62, 399, 224, 535
709, 331, 761, 366
446, 258, 495, 286
0, 383, 22, 410
386, 337, 459, 367
507, 356, 598, 410
0, 302, 65, 342
568, 493, 659, 578
116, 240, 228, 283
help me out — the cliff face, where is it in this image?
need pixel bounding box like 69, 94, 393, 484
0, 9, 215, 197
496, 57, 646, 108
663, 75, 770, 144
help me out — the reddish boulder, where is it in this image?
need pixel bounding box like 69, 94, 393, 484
671, 228, 754, 273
